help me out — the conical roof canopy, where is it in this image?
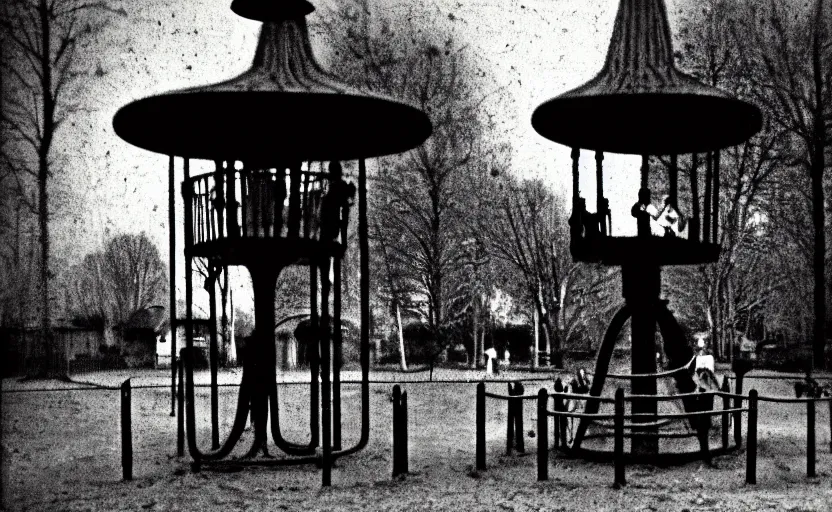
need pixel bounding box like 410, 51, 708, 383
532, 0, 761, 155
113, 3, 431, 163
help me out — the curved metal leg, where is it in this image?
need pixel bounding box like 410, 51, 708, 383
572, 305, 631, 450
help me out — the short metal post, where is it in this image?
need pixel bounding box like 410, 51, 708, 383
392, 385, 402, 477
807, 398, 816, 478
476, 382, 486, 471
121, 379, 133, 481
734, 391, 743, 449
553, 379, 562, 450
746, 389, 758, 485
537, 388, 548, 481
177, 353, 184, 456
613, 387, 625, 488
506, 383, 515, 455
721, 377, 730, 450
402, 390, 408, 475
515, 382, 525, 453
828, 399, 832, 454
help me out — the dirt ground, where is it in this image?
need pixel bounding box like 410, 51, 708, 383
2, 368, 831, 511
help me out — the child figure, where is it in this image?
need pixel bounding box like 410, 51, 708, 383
657, 196, 687, 238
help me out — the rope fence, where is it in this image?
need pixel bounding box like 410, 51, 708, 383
5, 373, 831, 486
476, 382, 831, 488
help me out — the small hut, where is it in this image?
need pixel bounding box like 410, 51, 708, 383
120, 306, 170, 368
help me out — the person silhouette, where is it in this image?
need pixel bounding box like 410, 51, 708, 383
631, 188, 662, 237
320, 161, 356, 244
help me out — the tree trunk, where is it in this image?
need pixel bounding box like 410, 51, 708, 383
396, 302, 407, 371
810, 0, 827, 369
470, 302, 478, 369
37, 0, 56, 376
532, 307, 538, 369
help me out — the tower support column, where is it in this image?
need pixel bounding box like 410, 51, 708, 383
622, 263, 660, 456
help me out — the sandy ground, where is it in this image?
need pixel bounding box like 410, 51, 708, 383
2, 368, 831, 511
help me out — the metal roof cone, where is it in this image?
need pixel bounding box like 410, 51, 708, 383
230, 0, 314, 21
114, 4, 431, 163
532, 0, 761, 155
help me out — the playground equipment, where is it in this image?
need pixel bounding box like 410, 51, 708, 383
531, 0, 762, 460
113, 0, 430, 485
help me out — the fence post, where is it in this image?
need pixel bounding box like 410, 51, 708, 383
537, 388, 548, 481
506, 383, 515, 455
721, 377, 730, 450
733, 388, 743, 449
515, 382, 525, 453
807, 398, 815, 478
746, 389, 758, 485
553, 379, 562, 450
402, 390, 408, 475
121, 378, 133, 481
476, 382, 486, 471
613, 387, 625, 488
177, 354, 184, 457
392, 385, 402, 477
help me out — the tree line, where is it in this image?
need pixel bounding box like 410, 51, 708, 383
1, 0, 829, 373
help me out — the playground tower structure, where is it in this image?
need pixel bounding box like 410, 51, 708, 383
113, 0, 431, 485
532, 0, 762, 458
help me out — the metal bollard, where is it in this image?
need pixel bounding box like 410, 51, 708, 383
537, 388, 548, 481
177, 354, 184, 457
721, 377, 730, 450
121, 379, 133, 481
392, 385, 403, 477
506, 383, 515, 455
402, 391, 408, 475
746, 389, 758, 485
515, 382, 525, 453
734, 391, 743, 449
553, 379, 562, 450
476, 382, 486, 471
613, 388, 625, 488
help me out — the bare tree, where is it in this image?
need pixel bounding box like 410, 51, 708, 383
317, 0, 506, 352
730, 0, 831, 368
481, 174, 621, 367
0, 0, 125, 373
68, 251, 112, 327
100, 232, 166, 324
659, 0, 804, 361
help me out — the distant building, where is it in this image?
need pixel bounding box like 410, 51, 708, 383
119, 306, 170, 368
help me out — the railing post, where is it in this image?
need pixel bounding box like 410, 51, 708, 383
402, 390, 408, 475
734, 389, 743, 449
476, 382, 486, 471
515, 382, 525, 453
121, 378, 133, 481
553, 379, 562, 450
746, 389, 758, 485
721, 377, 730, 450
506, 383, 514, 455
807, 398, 816, 478
392, 384, 402, 477
537, 388, 548, 481
177, 353, 184, 457
613, 387, 625, 488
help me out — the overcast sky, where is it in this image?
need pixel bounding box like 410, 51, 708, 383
46, 0, 691, 307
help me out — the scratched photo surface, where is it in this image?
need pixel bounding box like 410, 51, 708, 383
2, 0, 830, 510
